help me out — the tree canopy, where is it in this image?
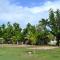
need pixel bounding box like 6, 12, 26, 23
0, 9, 60, 46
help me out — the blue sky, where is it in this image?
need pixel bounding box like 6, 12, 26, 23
10, 0, 55, 7
0, 0, 60, 28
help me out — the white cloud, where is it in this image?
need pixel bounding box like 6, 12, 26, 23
30, 1, 60, 14
0, 0, 60, 28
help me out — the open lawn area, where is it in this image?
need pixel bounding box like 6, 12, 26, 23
0, 45, 60, 60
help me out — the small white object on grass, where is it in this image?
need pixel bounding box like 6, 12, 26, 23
28, 51, 32, 55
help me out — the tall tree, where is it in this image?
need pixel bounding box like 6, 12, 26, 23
48, 9, 60, 46
12, 23, 22, 44
36, 19, 49, 45
23, 23, 37, 45
3, 22, 13, 43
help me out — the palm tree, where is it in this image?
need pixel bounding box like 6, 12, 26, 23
48, 9, 60, 46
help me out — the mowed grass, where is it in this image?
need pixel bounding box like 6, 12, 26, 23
0, 46, 60, 60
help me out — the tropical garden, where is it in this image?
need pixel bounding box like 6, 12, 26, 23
0, 9, 60, 46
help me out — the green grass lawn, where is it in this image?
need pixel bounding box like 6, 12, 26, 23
0, 47, 60, 60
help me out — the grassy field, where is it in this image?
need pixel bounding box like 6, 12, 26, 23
0, 45, 60, 60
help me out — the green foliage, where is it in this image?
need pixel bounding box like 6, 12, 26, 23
0, 9, 60, 45
48, 9, 60, 46
23, 23, 37, 45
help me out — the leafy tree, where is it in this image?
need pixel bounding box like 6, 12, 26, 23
3, 22, 13, 43
0, 26, 2, 37
36, 19, 49, 45
48, 9, 60, 46
23, 23, 37, 45
12, 23, 23, 44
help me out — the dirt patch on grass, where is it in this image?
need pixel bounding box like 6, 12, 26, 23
0, 44, 59, 50
28, 46, 59, 50
0, 44, 31, 48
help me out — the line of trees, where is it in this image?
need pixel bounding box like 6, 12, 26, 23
0, 9, 60, 46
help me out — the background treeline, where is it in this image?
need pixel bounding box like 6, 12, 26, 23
0, 9, 60, 46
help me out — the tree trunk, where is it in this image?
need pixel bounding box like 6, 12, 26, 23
57, 40, 59, 46
17, 41, 19, 45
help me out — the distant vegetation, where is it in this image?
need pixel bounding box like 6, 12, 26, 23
0, 9, 60, 46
